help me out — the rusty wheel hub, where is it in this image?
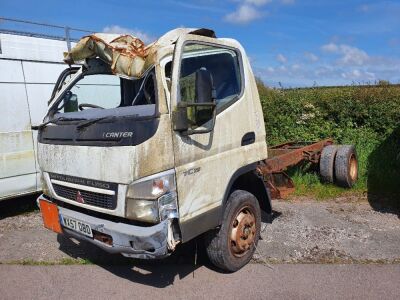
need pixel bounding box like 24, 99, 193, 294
229, 207, 256, 257
349, 154, 358, 181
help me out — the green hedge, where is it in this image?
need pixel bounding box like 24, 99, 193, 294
258, 81, 400, 198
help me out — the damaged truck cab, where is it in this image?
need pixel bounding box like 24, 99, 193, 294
36, 28, 272, 271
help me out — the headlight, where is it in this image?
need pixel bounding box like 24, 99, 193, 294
126, 170, 178, 223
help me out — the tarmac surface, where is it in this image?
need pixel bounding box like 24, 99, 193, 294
0, 264, 399, 299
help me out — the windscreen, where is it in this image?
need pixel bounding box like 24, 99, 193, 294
53, 68, 157, 118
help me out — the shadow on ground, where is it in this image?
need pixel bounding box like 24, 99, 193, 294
57, 233, 217, 288
56, 210, 280, 288
0, 193, 39, 220
367, 127, 400, 217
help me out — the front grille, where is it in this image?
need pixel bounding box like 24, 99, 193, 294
52, 183, 117, 210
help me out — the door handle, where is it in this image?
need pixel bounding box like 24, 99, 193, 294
241, 132, 255, 146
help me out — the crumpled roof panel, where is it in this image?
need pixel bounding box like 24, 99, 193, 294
64, 33, 148, 78
63, 28, 216, 78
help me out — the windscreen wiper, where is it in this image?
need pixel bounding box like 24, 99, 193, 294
76, 116, 116, 131
31, 117, 85, 130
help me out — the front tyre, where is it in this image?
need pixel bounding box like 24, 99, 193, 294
204, 190, 261, 272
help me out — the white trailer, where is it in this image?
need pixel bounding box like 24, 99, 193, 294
0, 32, 74, 199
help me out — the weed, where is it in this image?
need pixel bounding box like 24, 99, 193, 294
2, 258, 93, 266
258, 81, 400, 199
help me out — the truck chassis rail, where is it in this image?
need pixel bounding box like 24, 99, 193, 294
257, 139, 334, 199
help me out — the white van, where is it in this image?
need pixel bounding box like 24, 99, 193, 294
0, 33, 72, 200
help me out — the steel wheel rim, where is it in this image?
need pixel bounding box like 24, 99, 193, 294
229, 206, 256, 258
349, 154, 358, 181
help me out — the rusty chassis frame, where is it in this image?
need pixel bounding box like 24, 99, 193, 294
257, 138, 334, 199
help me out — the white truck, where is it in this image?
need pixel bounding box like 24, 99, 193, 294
35, 28, 358, 271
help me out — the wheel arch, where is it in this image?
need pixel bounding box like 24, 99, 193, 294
179, 162, 272, 243
220, 163, 272, 223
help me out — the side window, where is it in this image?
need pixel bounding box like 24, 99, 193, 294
164, 61, 172, 92
179, 43, 242, 111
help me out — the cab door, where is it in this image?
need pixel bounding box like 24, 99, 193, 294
170, 34, 264, 241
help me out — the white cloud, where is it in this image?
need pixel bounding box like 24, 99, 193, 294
224, 4, 263, 24
256, 43, 400, 87
291, 64, 301, 70
321, 43, 369, 65
341, 69, 375, 80
103, 25, 155, 44
304, 52, 319, 62
225, 0, 293, 24
245, 0, 272, 6
225, 0, 277, 24
321, 42, 339, 53
339, 45, 369, 65
276, 53, 287, 63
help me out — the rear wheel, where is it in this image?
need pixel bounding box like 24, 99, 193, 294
334, 145, 358, 188
319, 145, 338, 183
204, 190, 261, 272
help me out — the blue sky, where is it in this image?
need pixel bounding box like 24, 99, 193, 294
1, 0, 400, 87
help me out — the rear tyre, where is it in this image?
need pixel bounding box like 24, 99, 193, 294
204, 190, 261, 272
334, 145, 358, 188
319, 145, 338, 183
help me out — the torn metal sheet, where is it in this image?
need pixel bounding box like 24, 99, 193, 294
63, 28, 217, 79
63, 33, 148, 78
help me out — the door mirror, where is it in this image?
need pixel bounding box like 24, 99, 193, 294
173, 68, 216, 135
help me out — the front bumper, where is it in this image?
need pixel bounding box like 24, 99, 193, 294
57, 205, 171, 259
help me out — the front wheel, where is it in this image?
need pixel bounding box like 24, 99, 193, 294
204, 190, 261, 272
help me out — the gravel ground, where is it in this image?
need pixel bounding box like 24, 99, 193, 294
256, 197, 400, 263
0, 195, 399, 264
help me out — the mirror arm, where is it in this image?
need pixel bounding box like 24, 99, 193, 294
172, 102, 189, 132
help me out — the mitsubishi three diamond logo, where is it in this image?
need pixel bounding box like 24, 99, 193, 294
76, 191, 85, 204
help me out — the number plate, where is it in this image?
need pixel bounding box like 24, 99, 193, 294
61, 215, 93, 238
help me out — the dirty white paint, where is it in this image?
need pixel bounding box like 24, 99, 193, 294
169, 34, 268, 224
0, 33, 72, 200
38, 113, 174, 185
39, 114, 175, 217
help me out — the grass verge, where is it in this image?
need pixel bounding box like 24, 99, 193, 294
0, 258, 93, 266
